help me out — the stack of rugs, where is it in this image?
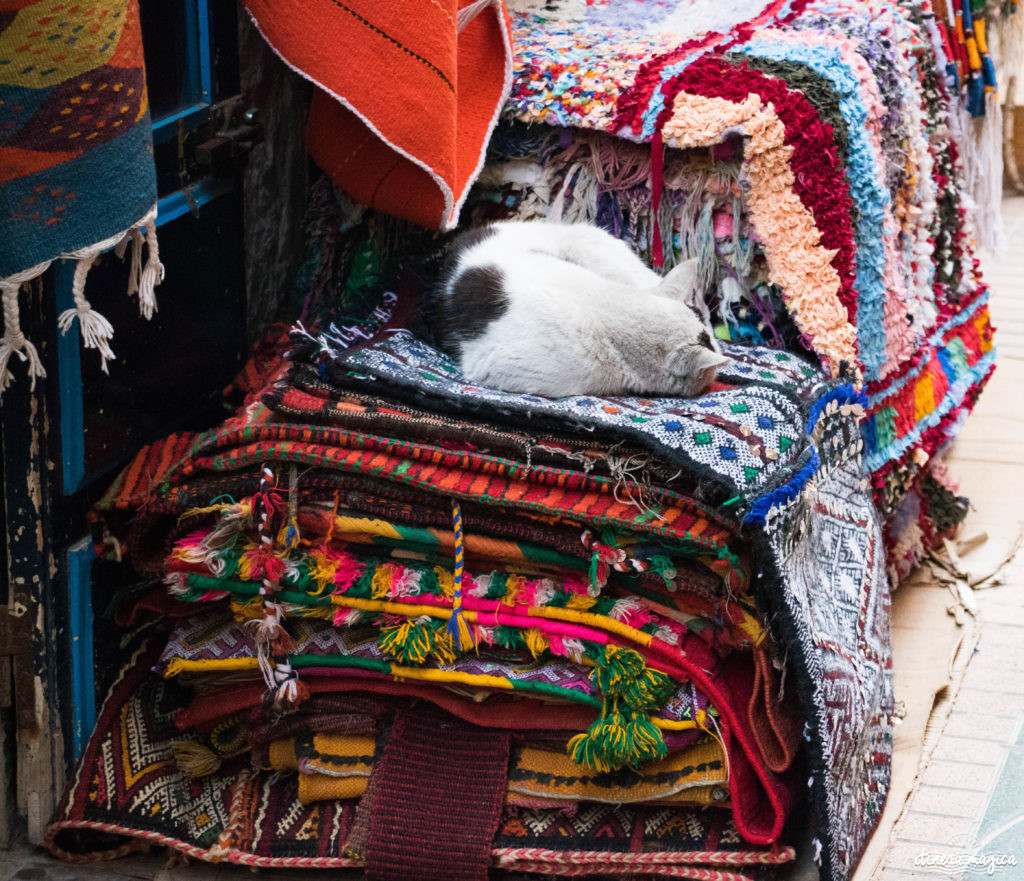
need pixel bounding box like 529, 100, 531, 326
45, 2, 998, 881
48, 304, 884, 881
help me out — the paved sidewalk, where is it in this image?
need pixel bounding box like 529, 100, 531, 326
874, 196, 1024, 880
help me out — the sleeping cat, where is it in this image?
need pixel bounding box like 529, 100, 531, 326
424, 221, 728, 397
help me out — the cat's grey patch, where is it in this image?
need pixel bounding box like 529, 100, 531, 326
434, 264, 508, 355
444, 225, 497, 272
698, 330, 713, 350
422, 226, 499, 352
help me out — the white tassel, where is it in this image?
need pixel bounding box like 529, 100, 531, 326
126, 227, 144, 298
57, 252, 116, 373
256, 648, 276, 691
137, 218, 163, 319
246, 601, 284, 648
115, 203, 158, 308
718, 276, 745, 328
163, 571, 188, 596
0, 261, 50, 395
57, 217, 138, 373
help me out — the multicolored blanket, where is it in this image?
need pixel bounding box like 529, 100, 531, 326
476, 0, 996, 579
47, 638, 797, 880
0, 0, 163, 392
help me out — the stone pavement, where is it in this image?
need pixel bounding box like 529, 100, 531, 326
873, 195, 1024, 880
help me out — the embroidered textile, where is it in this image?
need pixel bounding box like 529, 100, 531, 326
46, 644, 795, 877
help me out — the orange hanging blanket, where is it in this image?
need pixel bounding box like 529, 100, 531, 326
245, 0, 513, 230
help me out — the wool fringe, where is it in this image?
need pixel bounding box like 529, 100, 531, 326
0, 203, 163, 399
972, 93, 1005, 254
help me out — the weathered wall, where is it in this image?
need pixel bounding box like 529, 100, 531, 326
238, 10, 312, 341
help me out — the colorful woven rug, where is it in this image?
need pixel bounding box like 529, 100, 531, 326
244, 0, 513, 231
323, 332, 821, 510
0, 0, 163, 391
493, 0, 997, 579
45, 638, 796, 879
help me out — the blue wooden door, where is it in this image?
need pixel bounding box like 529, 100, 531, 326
0, 2, 249, 836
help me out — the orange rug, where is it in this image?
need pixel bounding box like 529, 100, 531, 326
245, 0, 513, 230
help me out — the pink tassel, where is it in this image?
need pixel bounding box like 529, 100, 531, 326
651, 131, 665, 268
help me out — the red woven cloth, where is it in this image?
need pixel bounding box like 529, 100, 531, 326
365, 703, 511, 881
244, 0, 513, 230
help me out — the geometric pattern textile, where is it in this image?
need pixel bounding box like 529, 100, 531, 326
0, 0, 161, 389
331, 330, 821, 499
46, 639, 796, 877
756, 406, 893, 880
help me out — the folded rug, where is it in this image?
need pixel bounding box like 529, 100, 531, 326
46, 641, 795, 879
244, 0, 513, 230
497, 0, 997, 582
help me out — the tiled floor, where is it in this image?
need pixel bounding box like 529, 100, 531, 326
872, 195, 1024, 880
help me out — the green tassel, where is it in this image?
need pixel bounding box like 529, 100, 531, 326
647, 555, 676, 588
378, 619, 432, 665
567, 703, 632, 772
618, 665, 676, 712
430, 627, 457, 665
588, 552, 602, 588
590, 645, 675, 723
592, 645, 646, 696
493, 625, 526, 651
625, 712, 668, 763
350, 570, 374, 598
418, 569, 442, 596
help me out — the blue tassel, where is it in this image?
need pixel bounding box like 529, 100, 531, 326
744, 449, 820, 525
446, 499, 474, 651
967, 75, 985, 117
982, 56, 997, 91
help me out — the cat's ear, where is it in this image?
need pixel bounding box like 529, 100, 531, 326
693, 347, 729, 390
656, 258, 701, 305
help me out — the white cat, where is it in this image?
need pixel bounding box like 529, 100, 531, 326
424, 221, 728, 398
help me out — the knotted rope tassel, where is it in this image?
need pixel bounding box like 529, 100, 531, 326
446, 498, 474, 651
56, 204, 162, 372
137, 217, 164, 320
58, 248, 119, 373
0, 262, 50, 394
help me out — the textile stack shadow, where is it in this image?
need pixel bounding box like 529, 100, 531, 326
44, 1, 998, 881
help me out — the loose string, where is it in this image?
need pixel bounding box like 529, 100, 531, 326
650, 131, 665, 268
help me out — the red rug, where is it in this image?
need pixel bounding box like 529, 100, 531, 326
244, 0, 513, 230
365, 704, 510, 881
